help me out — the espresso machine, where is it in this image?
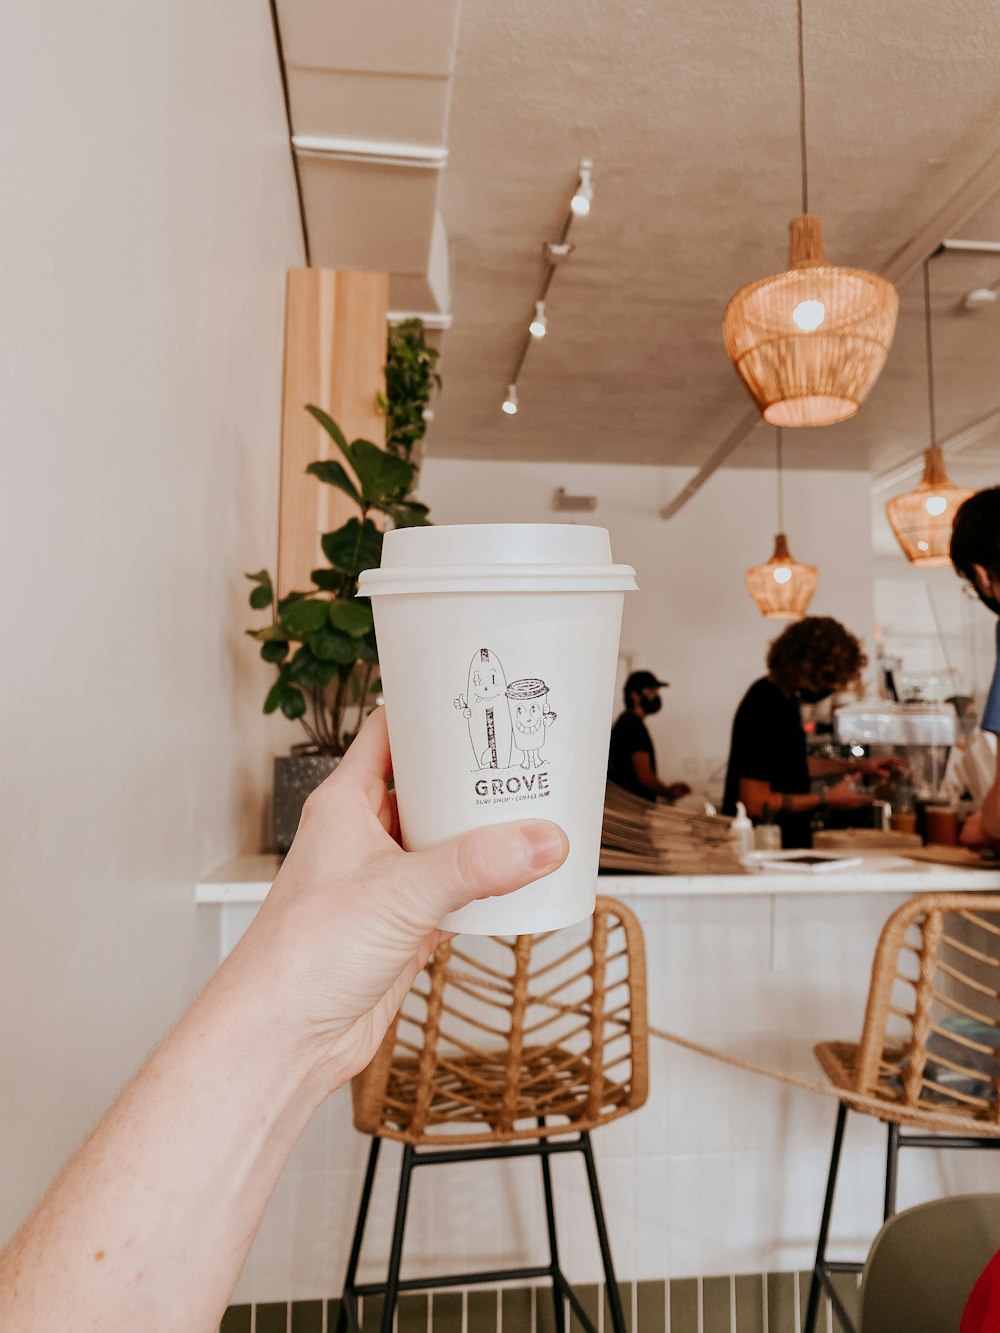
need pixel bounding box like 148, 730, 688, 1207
833, 699, 958, 803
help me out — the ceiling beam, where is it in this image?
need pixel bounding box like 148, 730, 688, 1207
871, 403, 1000, 494
660, 143, 1000, 521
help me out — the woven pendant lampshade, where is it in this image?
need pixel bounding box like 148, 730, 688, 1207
722, 0, 898, 427
885, 262, 973, 567
746, 532, 819, 619
723, 214, 898, 428
885, 448, 973, 568
746, 428, 818, 619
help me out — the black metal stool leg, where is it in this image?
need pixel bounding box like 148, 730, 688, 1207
804, 1101, 849, 1333
579, 1131, 627, 1333
538, 1118, 565, 1333
380, 1143, 416, 1333
883, 1122, 900, 1221
337, 1137, 382, 1333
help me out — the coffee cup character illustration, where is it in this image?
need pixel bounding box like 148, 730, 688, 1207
506, 677, 557, 770
454, 648, 513, 770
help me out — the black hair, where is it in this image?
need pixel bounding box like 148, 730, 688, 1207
951, 487, 1000, 582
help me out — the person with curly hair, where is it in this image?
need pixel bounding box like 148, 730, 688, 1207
723, 616, 897, 848
951, 487, 1000, 848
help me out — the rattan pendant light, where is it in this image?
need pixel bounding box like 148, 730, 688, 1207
746, 429, 818, 619
885, 262, 973, 566
723, 0, 898, 428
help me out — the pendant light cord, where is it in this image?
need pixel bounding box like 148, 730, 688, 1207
924, 259, 937, 446
797, 0, 809, 214
776, 427, 785, 531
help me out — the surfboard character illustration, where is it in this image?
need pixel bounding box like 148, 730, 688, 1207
506, 677, 557, 770
454, 648, 513, 770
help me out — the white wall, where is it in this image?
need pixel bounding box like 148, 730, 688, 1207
417, 459, 877, 797
0, 3, 302, 1240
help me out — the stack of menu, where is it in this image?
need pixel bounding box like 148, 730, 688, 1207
600, 782, 746, 875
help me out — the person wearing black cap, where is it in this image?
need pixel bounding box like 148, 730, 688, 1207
608, 670, 691, 802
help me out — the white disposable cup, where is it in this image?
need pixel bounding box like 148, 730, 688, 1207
357, 524, 637, 934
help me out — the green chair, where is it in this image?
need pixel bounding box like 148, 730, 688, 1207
857, 1194, 1000, 1333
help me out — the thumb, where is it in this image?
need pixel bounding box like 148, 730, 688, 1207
404, 819, 569, 923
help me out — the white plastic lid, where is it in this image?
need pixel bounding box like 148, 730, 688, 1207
358, 524, 638, 596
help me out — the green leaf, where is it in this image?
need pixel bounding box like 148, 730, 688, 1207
249, 584, 273, 610
306, 459, 361, 506
261, 640, 289, 664
378, 499, 431, 529
347, 439, 415, 504
310, 627, 359, 664
357, 630, 379, 665
280, 598, 330, 634
263, 681, 288, 715
305, 405, 351, 459
246, 624, 290, 643
245, 569, 272, 585
310, 568, 344, 593
280, 686, 307, 720
321, 518, 383, 576
278, 591, 306, 614
328, 601, 374, 637
286, 646, 339, 687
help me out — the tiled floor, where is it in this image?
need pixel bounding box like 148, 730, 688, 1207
220, 1271, 860, 1332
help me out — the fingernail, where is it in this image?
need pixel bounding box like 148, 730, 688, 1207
521, 821, 568, 871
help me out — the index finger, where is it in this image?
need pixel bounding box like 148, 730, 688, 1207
337, 704, 393, 804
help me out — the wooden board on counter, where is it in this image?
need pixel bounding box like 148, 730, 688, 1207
903, 845, 1000, 869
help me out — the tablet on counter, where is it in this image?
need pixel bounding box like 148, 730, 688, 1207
747, 851, 864, 874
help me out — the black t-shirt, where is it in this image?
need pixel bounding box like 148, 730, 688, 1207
608, 710, 656, 800
723, 677, 812, 847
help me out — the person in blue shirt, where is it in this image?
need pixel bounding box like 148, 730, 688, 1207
951, 487, 1000, 846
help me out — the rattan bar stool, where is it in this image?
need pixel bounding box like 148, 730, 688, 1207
804, 893, 1000, 1333
335, 896, 648, 1333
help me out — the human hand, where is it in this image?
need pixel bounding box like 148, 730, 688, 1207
825, 777, 872, 810
961, 812, 986, 848
226, 708, 569, 1089
855, 756, 907, 780
668, 782, 692, 801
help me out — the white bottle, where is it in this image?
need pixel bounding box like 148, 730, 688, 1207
729, 801, 755, 858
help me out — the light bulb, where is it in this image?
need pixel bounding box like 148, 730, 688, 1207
502, 384, 518, 415
925, 495, 947, 516
529, 301, 547, 338
571, 160, 594, 216
917, 540, 930, 552
772, 566, 792, 585
793, 299, 826, 331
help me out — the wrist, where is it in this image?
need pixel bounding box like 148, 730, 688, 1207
206, 951, 350, 1110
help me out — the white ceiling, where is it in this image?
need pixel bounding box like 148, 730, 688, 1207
276, 0, 1000, 483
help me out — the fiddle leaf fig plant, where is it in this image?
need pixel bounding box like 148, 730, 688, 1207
245, 404, 429, 755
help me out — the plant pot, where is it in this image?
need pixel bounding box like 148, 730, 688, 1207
272, 752, 340, 854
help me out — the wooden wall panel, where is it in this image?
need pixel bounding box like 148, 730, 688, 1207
277, 268, 389, 597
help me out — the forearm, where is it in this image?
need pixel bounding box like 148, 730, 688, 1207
808, 757, 853, 779
983, 778, 1000, 842
0, 957, 334, 1333
740, 778, 818, 818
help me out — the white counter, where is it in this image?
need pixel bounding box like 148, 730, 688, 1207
196, 851, 1000, 905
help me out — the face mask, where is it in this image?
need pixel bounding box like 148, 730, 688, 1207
797, 687, 833, 705
642, 694, 663, 715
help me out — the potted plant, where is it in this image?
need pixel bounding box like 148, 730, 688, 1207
247, 405, 431, 851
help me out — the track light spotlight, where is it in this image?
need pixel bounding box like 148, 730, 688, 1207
502, 384, 518, 415
529, 301, 547, 338
571, 160, 594, 216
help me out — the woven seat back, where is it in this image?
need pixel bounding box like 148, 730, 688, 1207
352, 896, 648, 1145
851, 893, 1000, 1125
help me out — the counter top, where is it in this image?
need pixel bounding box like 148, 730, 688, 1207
195, 852, 1000, 904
